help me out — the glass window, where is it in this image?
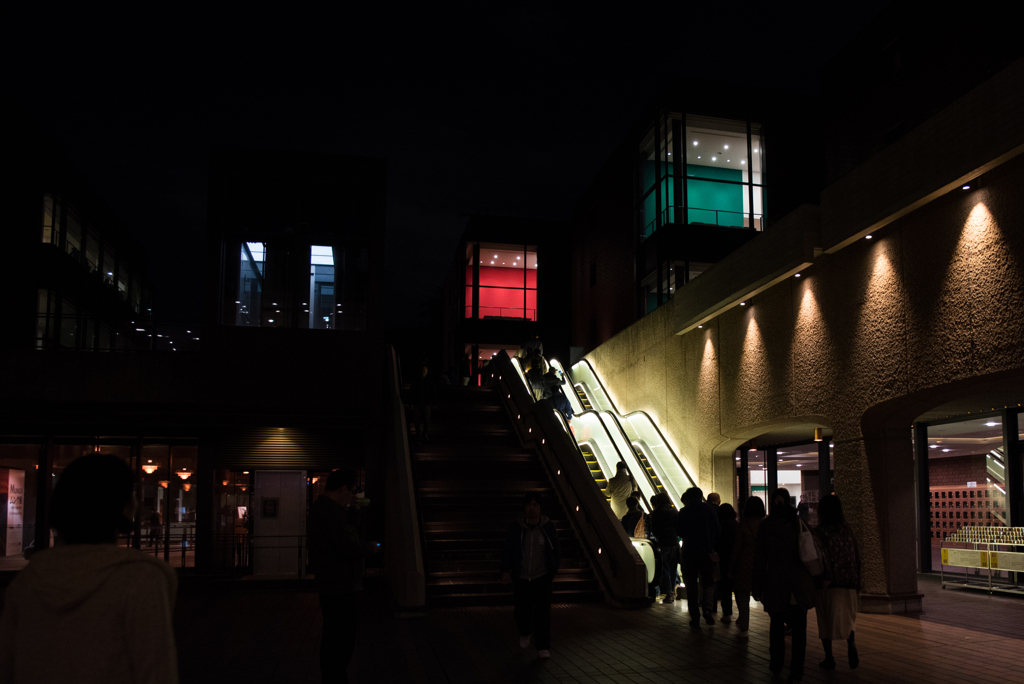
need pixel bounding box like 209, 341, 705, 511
35, 289, 56, 350
130, 274, 142, 313
308, 245, 336, 329
685, 115, 763, 229
117, 263, 129, 300
59, 300, 78, 349
41, 194, 61, 245
102, 245, 116, 286
0, 445, 38, 570
464, 242, 475, 319
925, 416, 1007, 575
476, 244, 537, 321
236, 242, 265, 326
85, 229, 100, 274
65, 211, 82, 261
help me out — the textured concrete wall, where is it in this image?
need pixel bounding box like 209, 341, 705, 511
584, 150, 1024, 601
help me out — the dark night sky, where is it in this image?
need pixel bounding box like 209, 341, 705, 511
4, 2, 890, 330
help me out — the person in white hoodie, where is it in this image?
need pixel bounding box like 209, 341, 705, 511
0, 453, 178, 684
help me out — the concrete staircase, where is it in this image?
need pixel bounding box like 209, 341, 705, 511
409, 385, 601, 606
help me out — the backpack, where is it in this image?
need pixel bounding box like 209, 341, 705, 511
819, 526, 859, 588
633, 513, 646, 539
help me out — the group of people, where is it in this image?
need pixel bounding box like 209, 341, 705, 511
607, 475, 861, 682
518, 336, 575, 423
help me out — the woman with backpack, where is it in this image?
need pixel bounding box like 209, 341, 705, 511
813, 494, 861, 670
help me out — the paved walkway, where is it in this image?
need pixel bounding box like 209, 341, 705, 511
175, 574, 1024, 684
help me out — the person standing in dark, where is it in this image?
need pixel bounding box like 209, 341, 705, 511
730, 495, 766, 638
812, 495, 861, 671
0, 454, 178, 684
521, 333, 543, 358
308, 468, 378, 684
501, 492, 561, 659
620, 496, 647, 538
715, 502, 738, 622
676, 487, 720, 627
460, 352, 472, 386
752, 488, 815, 682
650, 493, 679, 603
410, 361, 437, 445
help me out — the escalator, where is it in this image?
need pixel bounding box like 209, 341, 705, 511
579, 442, 609, 501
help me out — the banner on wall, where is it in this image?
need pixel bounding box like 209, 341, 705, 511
1, 469, 26, 557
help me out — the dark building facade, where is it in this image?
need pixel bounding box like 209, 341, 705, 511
0, 143, 389, 578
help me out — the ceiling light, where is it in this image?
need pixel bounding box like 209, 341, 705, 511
740, 302, 746, 306
866, 234, 873, 239
726, 159, 731, 162
268, 319, 274, 322
795, 273, 801, 278
754, 148, 759, 152
724, 145, 729, 149
668, 152, 672, 155
942, 448, 952, 452
697, 156, 701, 159
929, 445, 939, 449
693, 141, 698, 146
494, 255, 498, 258
962, 185, 970, 190
984, 422, 998, 427
142, 463, 158, 475
698, 325, 703, 328
712, 156, 717, 161
177, 469, 192, 480
741, 160, 746, 164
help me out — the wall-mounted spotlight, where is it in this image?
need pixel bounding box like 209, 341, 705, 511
814, 428, 825, 442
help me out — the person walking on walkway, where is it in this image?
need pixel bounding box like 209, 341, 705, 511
730, 495, 766, 638
0, 453, 178, 684
715, 502, 738, 622
752, 488, 815, 682
676, 487, 720, 627
606, 461, 635, 519
813, 494, 861, 671
308, 468, 379, 684
501, 492, 562, 659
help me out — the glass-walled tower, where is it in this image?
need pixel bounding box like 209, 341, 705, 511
636, 111, 766, 315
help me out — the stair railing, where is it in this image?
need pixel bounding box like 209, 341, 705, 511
491, 351, 648, 606
384, 345, 426, 607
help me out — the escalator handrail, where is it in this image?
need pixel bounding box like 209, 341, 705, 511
597, 410, 658, 512
571, 358, 697, 492
491, 351, 647, 604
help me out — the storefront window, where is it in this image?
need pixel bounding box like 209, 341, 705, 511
211, 469, 253, 570
464, 242, 475, 319
0, 445, 38, 572
926, 417, 1007, 574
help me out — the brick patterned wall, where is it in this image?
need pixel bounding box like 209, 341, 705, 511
928, 454, 987, 487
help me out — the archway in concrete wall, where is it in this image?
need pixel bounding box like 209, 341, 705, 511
710, 416, 833, 514
855, 367, 1024, 610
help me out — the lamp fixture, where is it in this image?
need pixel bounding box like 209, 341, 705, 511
222, 479, 230, 486
177, 469, 192, 480
142, 462, 158, 475
866, 234, 873, 240
814, 428, 824, 442
962, 185, 970, 190
158, 480, 169, 489
182, 483, 192, 492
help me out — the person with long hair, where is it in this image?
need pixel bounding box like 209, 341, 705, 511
729, 495, 766, 637
813, 494, 861, 670
752, 488, 815, 682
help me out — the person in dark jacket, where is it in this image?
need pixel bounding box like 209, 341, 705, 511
715, 502, 738, 621
676, 487, 720, 627
813, 494, 861, 671
730, 495, 766, 637
308, 469, 378, 684
621, 496, 647, 538
752, 488, 815, 682
650, 493, 680, 602
501, 492, 562, 659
